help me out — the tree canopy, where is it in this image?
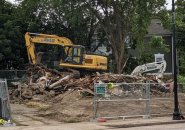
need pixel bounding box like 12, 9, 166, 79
0, 0, 184, 74
85, 0, 166, 73
176, 0, 185, 75
0, 0, 26, 69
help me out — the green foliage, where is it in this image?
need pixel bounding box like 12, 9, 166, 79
153, 10, 171, 29
21, 0, 95, 47
177, 24, 185, 74
0, 0, 26, 69
139, 36, 169, 64
124, 57, 139, 74
176, 0, 185, 75
131, 0, 166, 43
139, 53, 153, 64
148, 36, 170, 53
125, 36, 169, 73
0, 0, 99, 69
0, 0, 172, 72
86, 0, 166, 73
178, 75, 185, 84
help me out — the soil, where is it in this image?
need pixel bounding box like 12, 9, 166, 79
11, 90, 185, 123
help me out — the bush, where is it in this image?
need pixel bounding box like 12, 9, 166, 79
177, 75, 185, 84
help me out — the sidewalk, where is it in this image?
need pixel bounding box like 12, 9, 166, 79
1, 116, 185, 130
99, 116, 185, 129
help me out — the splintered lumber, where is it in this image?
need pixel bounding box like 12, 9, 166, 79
49, 75, 70, 89
9, 64, 172, 103
79, 88, 94, 95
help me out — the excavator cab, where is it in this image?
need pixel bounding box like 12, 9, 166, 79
62, 45, 85, 65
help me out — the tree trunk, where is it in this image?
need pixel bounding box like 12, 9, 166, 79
116, 59, 122, 74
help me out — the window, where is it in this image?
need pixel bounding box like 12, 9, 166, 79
73, 48, 78, 56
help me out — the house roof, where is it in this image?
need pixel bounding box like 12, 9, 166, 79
145, 19, 171, 37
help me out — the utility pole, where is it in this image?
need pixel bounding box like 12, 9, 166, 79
172, 0, 181, 120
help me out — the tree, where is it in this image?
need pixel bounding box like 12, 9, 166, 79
19, 0, 98, 49
0, 0, 104, 69
86, 0, 166, 73
0, 0, 26, 69
176, 0, 185, 75
139, 36, 170, 64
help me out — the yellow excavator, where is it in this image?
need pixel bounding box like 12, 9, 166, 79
25, 32, 107, 74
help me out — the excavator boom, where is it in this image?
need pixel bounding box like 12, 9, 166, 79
131, 60, 166, 78
25, 32, 107, 72
25, 32, 73, 64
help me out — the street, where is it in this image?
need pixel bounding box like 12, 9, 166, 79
1, 122, 185, 130
117, 123, 185, 130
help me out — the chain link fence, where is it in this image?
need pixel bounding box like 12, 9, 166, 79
93, 82, 185, 120
0, 79, 11, 120
0, 70, 26, 81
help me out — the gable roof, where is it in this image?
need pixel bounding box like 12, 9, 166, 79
145, 19, 171, 37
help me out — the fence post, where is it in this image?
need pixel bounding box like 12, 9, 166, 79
5, 79, 12, 121
14, 70, 18, 79
0, 79, 11, 121
93, 82, 97, 119
144, 81, 150, 118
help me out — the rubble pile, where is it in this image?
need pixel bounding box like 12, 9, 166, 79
9, 65, 172, 102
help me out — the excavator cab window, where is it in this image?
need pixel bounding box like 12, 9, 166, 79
63, 46, 84, 64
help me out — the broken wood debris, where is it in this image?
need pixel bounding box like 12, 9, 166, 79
9, 64, 172, 102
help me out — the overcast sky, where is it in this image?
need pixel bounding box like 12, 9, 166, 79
7, 0, 173, 10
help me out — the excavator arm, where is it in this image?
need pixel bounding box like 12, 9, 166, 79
25, 33, 36, 64
25, 32, 74, 64
25, 32, 108, 71
131, 60, 167, 78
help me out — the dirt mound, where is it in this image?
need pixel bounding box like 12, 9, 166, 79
36, 90, 93, 122
9, 65, 175, 122
9, 64, 153, 102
